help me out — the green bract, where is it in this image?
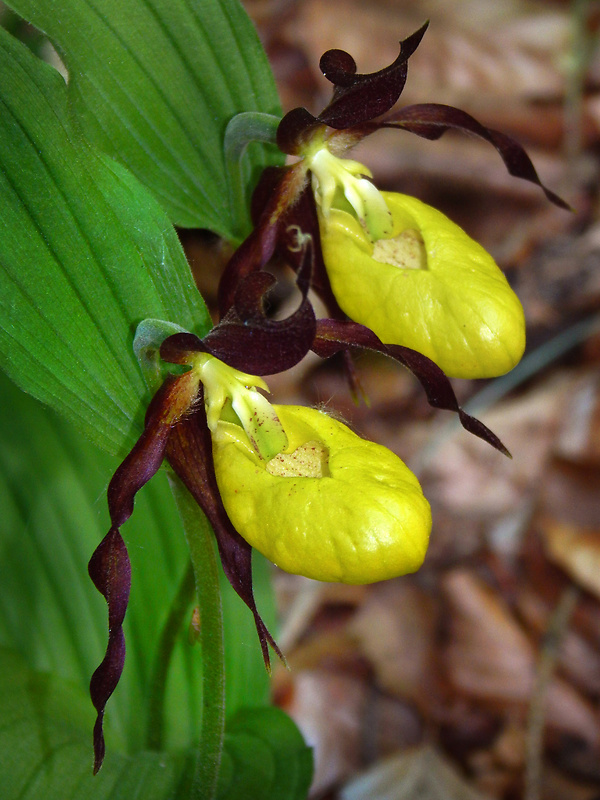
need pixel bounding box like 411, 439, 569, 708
212, 405, 431, 584
319, 191, 526, 379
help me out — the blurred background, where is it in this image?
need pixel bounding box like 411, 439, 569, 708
229, 2, 600, 798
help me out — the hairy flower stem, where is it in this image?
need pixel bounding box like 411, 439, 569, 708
169, 475, 226, 800
145, 560, 195, 751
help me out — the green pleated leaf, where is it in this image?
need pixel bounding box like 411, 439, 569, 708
0, 371, 275, 762
0, 368, 196, 755
0, 650, 311, 800
5, 0, 284, 238
0, 648, 189, 800
221, 551, 275, 717
0, 26, 211, 456
218, 708, 313, 800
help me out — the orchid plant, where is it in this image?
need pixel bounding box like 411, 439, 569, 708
0, 3, 565, 799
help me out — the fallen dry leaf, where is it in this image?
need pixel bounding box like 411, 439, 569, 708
349, 580, 437, 707
442, 569, 599, 744
540, 517, 600, 600
443, 569, 535, 702
419, 372, 575, 517
555, 371, 600, 467
279, 670, 369, 796
340, 745, 493, 800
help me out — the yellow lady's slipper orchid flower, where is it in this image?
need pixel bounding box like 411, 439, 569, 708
212, 404, 431, 584
318, 191, 526, 380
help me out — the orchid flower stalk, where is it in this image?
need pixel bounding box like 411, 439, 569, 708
88, 21, 566, 775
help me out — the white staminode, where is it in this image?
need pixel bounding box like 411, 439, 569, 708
305, 145, 392, 241
191, 353, 288, 461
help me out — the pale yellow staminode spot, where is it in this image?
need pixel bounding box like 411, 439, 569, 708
372, 228, 426, 270
266, 440, 330, 478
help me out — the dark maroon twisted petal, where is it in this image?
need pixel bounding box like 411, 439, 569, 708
317, 21, 429, 129
88, 375, 196, 772
165, 236, 317, 377
165, 388, 282, 670
277, 23, 429, 152
219, 166, 307, 315
88, 528, 130, 774
106, 379, 181, 525
312, 318, 510, 457
278, 184, 345, 317
383, 103, 570, 210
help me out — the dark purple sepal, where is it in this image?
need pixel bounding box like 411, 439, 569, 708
159, 332, 205, 364
276, 23, 428, 153
218, 222, 280, 316
165, 390, 283, 670
276, 108, 324, 156
383, 103, 570, 210
220, 165, 313, 316
89, 372, 200, 772
278, 184, 346, 318
312, 319, 511, 457
204, 272, 316, 375
316, 21, 429, 130
165, 238, 317, 376
88, 527, 131, 774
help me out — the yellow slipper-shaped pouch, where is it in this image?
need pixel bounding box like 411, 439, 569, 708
212, 405, 431, 584
319, 191, 525, 379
